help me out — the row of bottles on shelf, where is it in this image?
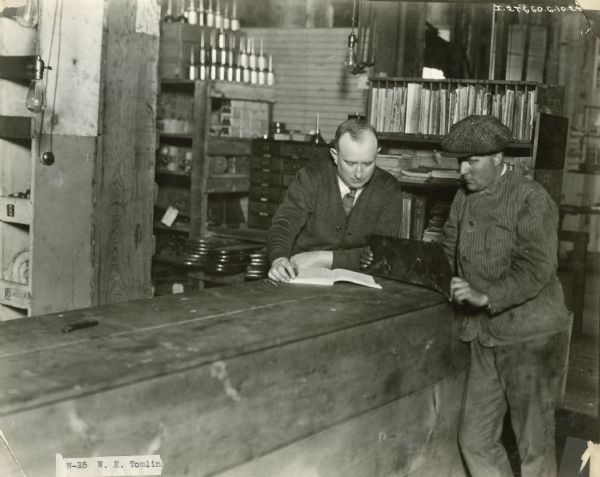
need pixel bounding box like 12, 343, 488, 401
164, 0, 240, 30
188, 31, 275, 86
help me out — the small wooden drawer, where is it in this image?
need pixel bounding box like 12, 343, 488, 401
250, 170, 285, 186
249, 185, 286, 203
249, 201, 279, 216
250, 155, 309, 174
250, 155, 280, 171
281, 143, 314, 159
251, 140, 280, 157
248, 212, 273, 230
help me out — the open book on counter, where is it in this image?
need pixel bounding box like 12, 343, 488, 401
290, 268, 382, 290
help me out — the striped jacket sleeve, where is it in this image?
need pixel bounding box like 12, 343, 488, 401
485, 188, 559, 314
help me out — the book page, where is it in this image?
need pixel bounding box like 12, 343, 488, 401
291, 268, 335, 286
290, 268, 382, 289
331, 269, 382, 289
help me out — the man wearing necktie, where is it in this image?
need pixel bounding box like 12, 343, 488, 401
267, 118, 403, 282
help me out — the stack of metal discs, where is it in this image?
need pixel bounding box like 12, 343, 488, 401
244, 249, 270, 281
180, 237, 239, 269
205, 243, 264, 275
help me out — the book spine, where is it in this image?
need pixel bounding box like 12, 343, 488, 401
410, 194, 427, 240
401, 190, 412, 239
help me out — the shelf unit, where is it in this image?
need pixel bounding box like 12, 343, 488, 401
0, 50, 34, 319
154, 79, 275, 266
368, 77, 568, 242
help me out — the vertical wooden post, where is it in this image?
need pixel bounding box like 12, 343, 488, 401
544, 14, 561, 84
521, 17, 532, 81
372, 2, 401, 77
372, 2, 425, 78
400, 2, 426, 77
94, 0, 160, 305
191, 80, 211, 238
494, 11, 510, 80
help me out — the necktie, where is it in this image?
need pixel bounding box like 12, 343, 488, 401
342, 188, 356, 215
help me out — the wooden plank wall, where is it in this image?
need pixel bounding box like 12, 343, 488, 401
93, 0, 160, 305
247, 28, 367, 142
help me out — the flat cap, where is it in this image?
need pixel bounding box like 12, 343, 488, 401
440, 115, 512, 158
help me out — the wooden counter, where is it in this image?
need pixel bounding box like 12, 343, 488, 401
0, 278, 467, 476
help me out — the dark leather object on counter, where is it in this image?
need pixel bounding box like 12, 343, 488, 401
367, 234, 453, 299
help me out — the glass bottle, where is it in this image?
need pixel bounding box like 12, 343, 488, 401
266, 55, 275, 86
230, 0, 239, 31
187, 0, 198, 25
214, 0, 222, 29
206, 0, 214, 27
199, 30, 207, 80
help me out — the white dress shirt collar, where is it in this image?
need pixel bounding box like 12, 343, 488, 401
337, 176, 363, 203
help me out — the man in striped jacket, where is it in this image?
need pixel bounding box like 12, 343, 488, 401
440, 115, 571, 477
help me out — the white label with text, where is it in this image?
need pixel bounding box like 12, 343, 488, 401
56, 454, 163, 477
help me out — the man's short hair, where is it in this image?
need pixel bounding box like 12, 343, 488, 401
334, 118, 378, 150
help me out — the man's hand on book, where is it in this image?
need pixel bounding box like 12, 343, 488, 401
291, 251, 333, 270
269, 257, 298, 282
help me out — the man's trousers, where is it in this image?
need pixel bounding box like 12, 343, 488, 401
458, 331, 570, 477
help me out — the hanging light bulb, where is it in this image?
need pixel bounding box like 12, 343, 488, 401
26, 56, 47, 113
15, 0, 39, 28
344, 31, 359, 73
344, 0, 359, 74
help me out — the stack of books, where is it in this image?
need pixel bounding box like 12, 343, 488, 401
422, 201, 451, 243
399, 191, 428, 240
431, 169, 461, 182
400, 167, 433, 183
370, 81, 537, 141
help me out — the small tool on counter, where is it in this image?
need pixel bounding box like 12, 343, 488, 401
62, 320, 99, 333
263, 278, 278, 288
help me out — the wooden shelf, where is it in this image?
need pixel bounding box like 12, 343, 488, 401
396, 179, 461, 189
0, 197, 32, 225
207, 174, 249, 194
209, 81, 276, 103
160, 79, 276, 103
369, 77, 541, 86
208, 137, 253, 155
159, 132, 193, 141
0, 115, 31, 141
0, 55, 35, 82
0, 279, 30, 309
152, 255, 201, 268
209, 226, 268, 243
160, 78, 275, 103
155, 172, 248, 193
378, 132, 533, 153
156, 171, 191, 183
158, 134, 255, 156
153, 221, 190, 234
